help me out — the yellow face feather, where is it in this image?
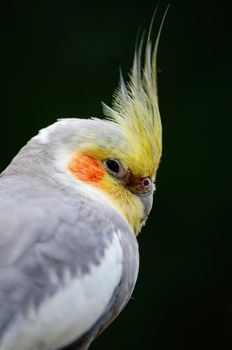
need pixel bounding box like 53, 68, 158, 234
100, 174, 144, 235
68, 151, 144, 234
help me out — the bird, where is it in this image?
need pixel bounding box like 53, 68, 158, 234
0, 14, 164, 350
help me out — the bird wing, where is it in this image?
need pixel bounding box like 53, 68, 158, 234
0, 193, 129, 350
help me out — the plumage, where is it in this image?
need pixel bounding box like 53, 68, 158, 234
0, 12, 165, 350
0, 163, 138, 349
102, 30, 162, 178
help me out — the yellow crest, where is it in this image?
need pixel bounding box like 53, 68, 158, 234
102, 11, 167, 180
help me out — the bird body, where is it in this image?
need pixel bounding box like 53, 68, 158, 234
0, 120, 139, 350
0, 17, 163, 350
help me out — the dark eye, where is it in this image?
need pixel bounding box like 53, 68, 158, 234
103, 158, 124, 178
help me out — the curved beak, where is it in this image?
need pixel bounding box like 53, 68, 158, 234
138, 192, 153, 219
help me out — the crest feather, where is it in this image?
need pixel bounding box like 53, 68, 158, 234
102, 9, 168, 178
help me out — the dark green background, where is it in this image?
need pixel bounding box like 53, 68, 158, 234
2, 0, 232, 349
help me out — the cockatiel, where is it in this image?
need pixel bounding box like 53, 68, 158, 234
0, 15, 164, 350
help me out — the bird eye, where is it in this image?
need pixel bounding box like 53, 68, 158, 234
103, 158, 124, 178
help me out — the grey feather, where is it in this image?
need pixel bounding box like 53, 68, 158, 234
0, 119, 139, 350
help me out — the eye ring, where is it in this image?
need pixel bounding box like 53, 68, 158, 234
103, 158, 125, 178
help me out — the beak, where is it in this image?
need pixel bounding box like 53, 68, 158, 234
138, 192, 153, 219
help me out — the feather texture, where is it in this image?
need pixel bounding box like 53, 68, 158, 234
102, 8, 168, 179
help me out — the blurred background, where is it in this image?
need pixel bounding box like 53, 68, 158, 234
2, 0, 232, 349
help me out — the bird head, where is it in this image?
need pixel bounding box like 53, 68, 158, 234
24, 30, 163, 236
65, 33, 162, 235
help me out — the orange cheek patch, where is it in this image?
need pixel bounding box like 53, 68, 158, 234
68, 153, 105, 185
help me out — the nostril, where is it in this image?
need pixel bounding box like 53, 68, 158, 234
129, 177, 153, 195
142, 178, 151, 187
